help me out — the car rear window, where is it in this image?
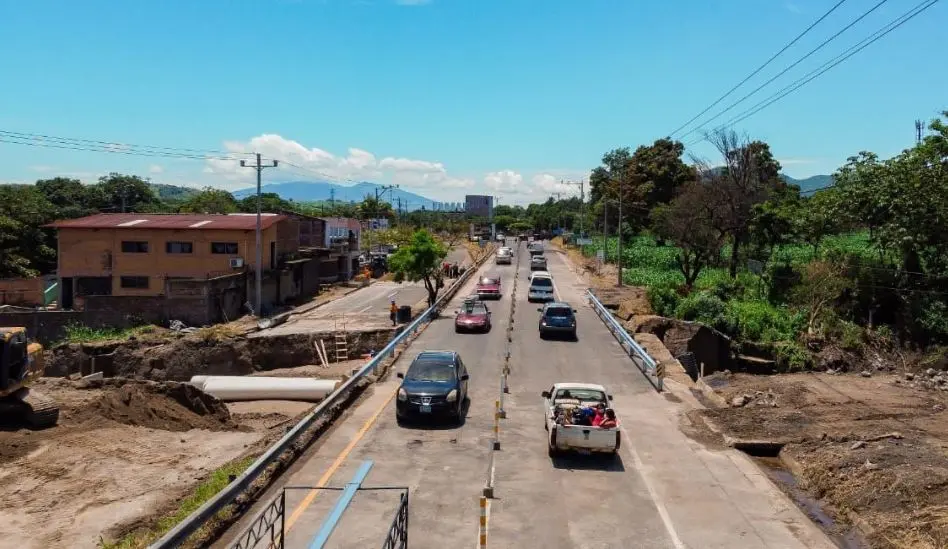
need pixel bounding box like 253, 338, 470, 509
531, 278, 553, 288
480, 277, 499, 285
462, 303, 488, 314
546, 307, 572, 317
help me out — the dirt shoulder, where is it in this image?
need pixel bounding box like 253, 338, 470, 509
697, 370, 948, 549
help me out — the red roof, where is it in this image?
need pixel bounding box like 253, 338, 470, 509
46, 213, 288, 231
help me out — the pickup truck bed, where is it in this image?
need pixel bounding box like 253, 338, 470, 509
542, 383, 620, 458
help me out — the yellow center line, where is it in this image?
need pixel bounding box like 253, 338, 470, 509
283, 385, 400, 532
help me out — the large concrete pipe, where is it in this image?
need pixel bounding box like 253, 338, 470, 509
189, 376, 340, 402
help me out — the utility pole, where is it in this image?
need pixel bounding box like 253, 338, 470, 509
602, 200, 608, 275
915, 119, 924, 143
615, 170, 624, 287
329, 187, 336, 211
240, 153, 278, 317
373, 184, 398, 251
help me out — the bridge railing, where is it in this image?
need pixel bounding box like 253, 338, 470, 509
149, 250, 490, 549
586, 289, 663, 392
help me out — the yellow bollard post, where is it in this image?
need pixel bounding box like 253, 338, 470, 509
492, 401, 501, 450
479, 496, 488, 547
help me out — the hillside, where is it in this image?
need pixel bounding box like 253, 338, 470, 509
781, 174, 834, 193
232, 180, 439, 211
150, 183, 199, 201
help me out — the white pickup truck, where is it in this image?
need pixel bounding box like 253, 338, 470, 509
542, 382, 619, 457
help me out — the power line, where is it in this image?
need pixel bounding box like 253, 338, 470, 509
0, 128, 245, 157
687, 0, 940, 145
679, 0, 890, 141
0, 135, 240, 161
668, 0, 849, 138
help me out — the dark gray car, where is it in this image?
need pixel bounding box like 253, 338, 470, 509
538, 302, 577, 340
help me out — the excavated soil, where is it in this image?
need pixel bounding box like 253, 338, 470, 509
72, 380, 237, 432
698, 371, 948, 549
0, 378, 264, 549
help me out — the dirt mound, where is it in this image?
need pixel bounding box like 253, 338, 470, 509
76, 381, 236, 432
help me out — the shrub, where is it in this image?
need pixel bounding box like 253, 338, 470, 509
724, 300, 804, 344
773, 341, 812, 371
647, 285, 680, 317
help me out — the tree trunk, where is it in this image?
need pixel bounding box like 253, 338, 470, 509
728, 233, 742, 278
423, 276, 438, 306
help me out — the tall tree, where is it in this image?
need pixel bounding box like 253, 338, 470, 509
388, 229, 448, 306
180, 187, 238, 214
652, 181, 724, 287
697, 130, 783, 278
357, 195, 395, 220
35, 177, 97, 219
0, 185, 57, 276
629, 138, 696, 208
93, 173, 160, 212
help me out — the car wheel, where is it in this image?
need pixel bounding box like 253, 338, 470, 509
454, 405, 464, 425
454, 325, 460, 333
539, 330, 546, 340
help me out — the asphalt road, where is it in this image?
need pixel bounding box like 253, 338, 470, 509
254, 246, 472, 335
219, 242, 836, 548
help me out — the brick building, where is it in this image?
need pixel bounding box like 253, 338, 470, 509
47, 213, 300, 312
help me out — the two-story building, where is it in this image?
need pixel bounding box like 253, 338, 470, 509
47, 213, 298, 309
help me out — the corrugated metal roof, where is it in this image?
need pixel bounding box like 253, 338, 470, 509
46, 213, 288, 230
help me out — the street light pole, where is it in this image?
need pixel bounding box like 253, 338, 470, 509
616, 171, 624, 287
240, 153, 278, 317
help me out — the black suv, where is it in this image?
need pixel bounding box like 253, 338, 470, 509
396, 350, 469, 424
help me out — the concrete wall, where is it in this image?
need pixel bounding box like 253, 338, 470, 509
0, 278, 44, 306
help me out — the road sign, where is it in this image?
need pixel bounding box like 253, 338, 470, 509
655, 363, 666, 379
576, 238, 593, 245
596, 249, 605, 262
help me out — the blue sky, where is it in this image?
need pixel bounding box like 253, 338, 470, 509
1, 0, 944, 204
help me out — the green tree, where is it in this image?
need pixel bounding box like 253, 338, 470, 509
357, 195, 395, 220
0, 185, 57, 276
629, 138, 696, 209
93, 173, 160, 212
35, 177, 97, 219
388, 229, 448, 306
237, 192, 293, 213
180, 187, 239, 214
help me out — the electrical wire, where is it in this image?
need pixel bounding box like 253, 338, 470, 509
668, 0, 849, 138
0, 135, 241, 161
0, 128, 247, 158
679, 0, 890, 141
687, 0, 940, 146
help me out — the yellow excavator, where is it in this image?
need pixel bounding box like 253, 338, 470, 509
0, 327, 59, 429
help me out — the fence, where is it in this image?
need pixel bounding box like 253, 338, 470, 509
148, 246, 492, 549
227, 486, 409, 549
586, 289, 664, 392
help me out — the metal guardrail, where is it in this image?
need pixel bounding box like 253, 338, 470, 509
149, 250, 491, 549
381, 491, 409, 549
586, 289, 664, 392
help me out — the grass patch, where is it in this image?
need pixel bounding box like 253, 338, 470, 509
62, 323, 159, 344
99, 455, 256, 549
195, 324, 243, 343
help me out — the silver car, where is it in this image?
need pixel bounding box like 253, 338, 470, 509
530, 255, 547, 270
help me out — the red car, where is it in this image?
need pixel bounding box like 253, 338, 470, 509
455, 301, 492, 333
475, 276, 502, 299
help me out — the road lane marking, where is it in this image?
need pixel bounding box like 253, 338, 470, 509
620, 425, 687, 549
357, 305, 373, 313
283, 385, 400, 532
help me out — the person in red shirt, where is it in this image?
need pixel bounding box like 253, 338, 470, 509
591, 403, 606, 427
599, 409, 617, 429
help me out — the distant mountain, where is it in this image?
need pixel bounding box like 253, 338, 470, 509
232, 180, 440, 211
781, 174, 834, 194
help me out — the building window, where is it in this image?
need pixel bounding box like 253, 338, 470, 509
121, 241, 149, 253
120, 276, 149, 289
166, 241, 193, 254
211, 242, 239, 254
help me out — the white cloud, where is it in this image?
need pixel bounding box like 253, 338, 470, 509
149, 164, 165, 174
530, 173, 582, 196
484, 170, 528, 194
30, 165, 55, 173
777, 157, 817, 166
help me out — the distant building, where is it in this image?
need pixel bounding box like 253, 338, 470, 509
465, 195, 494, 218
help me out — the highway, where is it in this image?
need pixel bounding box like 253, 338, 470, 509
220, 242, 836, 548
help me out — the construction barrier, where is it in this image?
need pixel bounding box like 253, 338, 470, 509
478, 497, 488, 548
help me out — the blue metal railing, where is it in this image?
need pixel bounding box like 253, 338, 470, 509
309, 460, 374, 549
586, 289, 663, 392
148, 254, 487, 549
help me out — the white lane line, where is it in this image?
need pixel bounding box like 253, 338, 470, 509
620, 425, 687, 549
357, 304, 373, 313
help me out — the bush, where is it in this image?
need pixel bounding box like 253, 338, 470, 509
647, 285, 680, 317
773, 341, 812, 371
724, 300, 804, 344
675, 293, 726, 323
